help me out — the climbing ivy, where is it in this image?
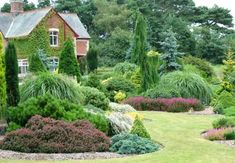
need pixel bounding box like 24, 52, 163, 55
10, 10, 73, 59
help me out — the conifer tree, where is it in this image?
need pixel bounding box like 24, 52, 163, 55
0, 33, 6, 118
130, 13, 159, 91
87, 47, 98, 73
130, 116, 151, 139
5, 42, 20, 107
58, 38, 81, 82
223, 49, 235, 80
29, 49, 47, 73
160, 29, 182, 74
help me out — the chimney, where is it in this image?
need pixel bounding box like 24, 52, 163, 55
10, 0, 24, 15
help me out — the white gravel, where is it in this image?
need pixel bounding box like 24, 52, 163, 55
0, 150, 127, 160
214, 140, 235, 148
188, 107, 215, 115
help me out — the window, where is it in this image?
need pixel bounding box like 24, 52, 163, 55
49, 28, 59, 47
18, 59, 28, 75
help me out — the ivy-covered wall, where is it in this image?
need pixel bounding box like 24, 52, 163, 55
10, 10, 75, 59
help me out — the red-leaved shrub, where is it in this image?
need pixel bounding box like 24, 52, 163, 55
122, 97, 203, 112
0, 115, 110, 153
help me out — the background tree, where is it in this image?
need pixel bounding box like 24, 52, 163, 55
99, 27, 131, 66
87, 46, 98, 73
55, 0, 97, 31
193, 5, 234, 33
55, 0, 82, 13
58, 39, 81, 82
1, 3, 10, 12
38, 0, 51, 8
0, 33, 7, 118
29, 49, 48, 73
160, 29, 182, 74
195, 27, 227, 63
53, 0, 234, 66
5, 42, 20, 107
23, 0, 36, 11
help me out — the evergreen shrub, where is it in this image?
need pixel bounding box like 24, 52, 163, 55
110, 134, 159, 154
79, 86, 110, 111
213, 117, 235, 129
130, 116, 151, 139
213, 91, 235, 114
181, 55, 213, 78
7, 94, 109, 133
0, 116, 110, 153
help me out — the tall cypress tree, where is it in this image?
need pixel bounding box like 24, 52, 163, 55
58, 38, 81, 82
5, 42, 20, 107
130, 13, 159, 91
87, 47, 98, 73
0, 33, 6, 118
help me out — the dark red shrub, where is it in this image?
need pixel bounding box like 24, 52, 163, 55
0, 115, 110, 153
122, 97, 203, 112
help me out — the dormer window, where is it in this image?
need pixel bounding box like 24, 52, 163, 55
49, 28, 59, 47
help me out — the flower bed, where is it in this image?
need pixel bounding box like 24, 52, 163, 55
122, 97, 203, 112
203, 128, 235, 141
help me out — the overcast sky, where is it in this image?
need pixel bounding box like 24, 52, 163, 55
0, 0, 235, 24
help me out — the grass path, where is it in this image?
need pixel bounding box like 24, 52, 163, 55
1, 112, 235, 163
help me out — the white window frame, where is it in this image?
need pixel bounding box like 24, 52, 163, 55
49, 28, 59, 47
18, 59, 29, 76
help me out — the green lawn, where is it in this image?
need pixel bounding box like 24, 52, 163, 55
1, 112, 235, 163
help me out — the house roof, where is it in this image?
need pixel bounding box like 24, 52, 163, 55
59, 13, 90, 39
0, 7, 90, 39
6, 7, 52, 38
0, 13, 13, 37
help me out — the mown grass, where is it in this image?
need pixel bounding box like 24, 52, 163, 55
1, 112, 235, 163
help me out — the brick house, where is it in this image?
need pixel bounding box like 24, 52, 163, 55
0, 0, 90, 76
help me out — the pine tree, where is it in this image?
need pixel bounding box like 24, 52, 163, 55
160, 29, 182, 74
29, 49, 47, 73
58, 38, 81, 82
87, 47, 98, 73
0, 33, 6, 118
5, 42, 20, 107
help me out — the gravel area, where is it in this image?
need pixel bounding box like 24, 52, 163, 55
188, 107, 215, 115
0, 150, 127, 160
214, 140, 235, 148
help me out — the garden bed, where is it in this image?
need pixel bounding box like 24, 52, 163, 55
0, 150, 127, 160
